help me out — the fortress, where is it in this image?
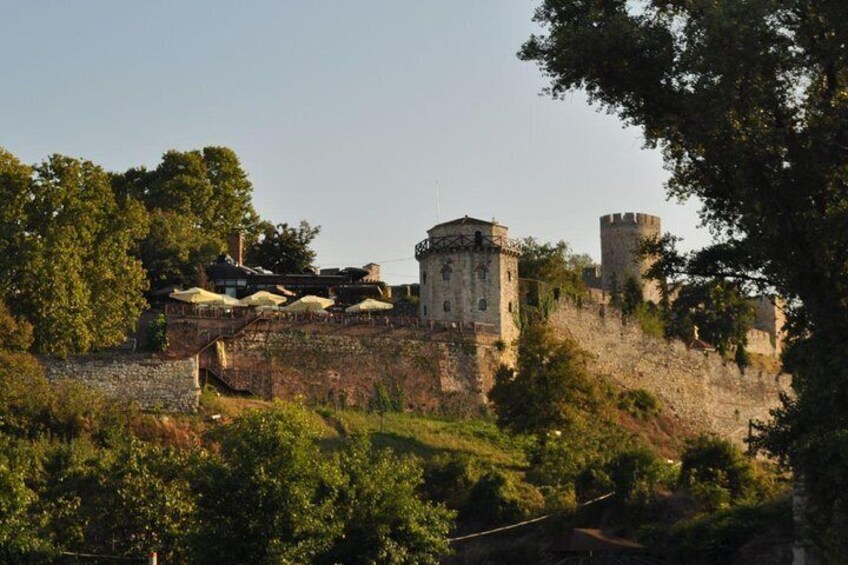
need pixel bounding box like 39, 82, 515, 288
41, 212, 790, 445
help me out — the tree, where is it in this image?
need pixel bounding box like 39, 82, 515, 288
521, 3, 848, 551
192, 405, 337, 564
113, 147, 262, 285
319, 436, 454, 565
246, 221, 320, 274
0, 302, 32, 353
490, 323, 600, 438
518, 237, 592, 304
0, 151, 148, 355
671, 280, 755, 356
621, 276, 644, 316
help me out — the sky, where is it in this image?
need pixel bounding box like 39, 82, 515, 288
0, 0, 711, 284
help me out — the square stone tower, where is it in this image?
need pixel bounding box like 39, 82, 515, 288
415, 216, 520, 345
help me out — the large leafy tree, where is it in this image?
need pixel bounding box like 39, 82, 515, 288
521, 0, 848, 556
113, 146, 261, 286
490, 323, 600, 438
518, 237, 592, 302
672, 280, 755, 356
246, 220, 321, 274
0, 150, 148, 355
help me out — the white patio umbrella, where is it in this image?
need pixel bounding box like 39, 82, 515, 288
282, 295, 335, 313
169, 287, 225, 304
240, 290, 288, 307
345, 298, 394, 313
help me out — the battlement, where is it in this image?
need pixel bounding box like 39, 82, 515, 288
600, 212, 661, 228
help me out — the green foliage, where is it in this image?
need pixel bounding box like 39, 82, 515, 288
246, 220, 321, 274
621, 276, 644, 316
618, 389, 661, 420
608, 446, 675, 506
463, 469, 543, 527
671, 281, 754, 356
0, 150, 148, 356
522, 2, 848, 548
147, 313, 168, 353
114, 146, 262, 286
490, 323, 601, 437
320, 435, 454, 565
518, 238, 592, 308
422, 453, 478, 511
0, 439, 51, 563
0, 302, 33, 353
651, 498, 792, 564
193, 405, 336, 564
679, 435, 776, 511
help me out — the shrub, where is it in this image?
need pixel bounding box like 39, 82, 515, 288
607, 446, 676, 506
147, 313, 168, 352
618, 389, 661, 420
421, 452, 478, 511
679, 435, 777, 509
463, 469, 543, 527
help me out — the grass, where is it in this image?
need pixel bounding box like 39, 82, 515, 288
198, 390, 531, 471
329, 409, 532, 470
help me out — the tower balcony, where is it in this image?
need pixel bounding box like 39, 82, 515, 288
415, 234, 521, 259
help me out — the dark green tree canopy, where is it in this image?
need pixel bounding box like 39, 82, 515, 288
522, 1, 848, 554
246, 221, 320, 274
0, 150, 148, 355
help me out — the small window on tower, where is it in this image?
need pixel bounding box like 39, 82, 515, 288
508, 301, 513, 313
443, 301, 451, 312
507, 271, 512, 282
422, 272, 427, 284
478, 299, 487, 311
475, 230, 483, 246
477, 267, 487, 281
442, 268, 452, 281
423, 305, 428, 315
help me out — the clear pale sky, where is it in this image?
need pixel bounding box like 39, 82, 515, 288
1, 0, 710, 284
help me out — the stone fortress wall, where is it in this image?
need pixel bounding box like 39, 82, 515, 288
549, 298, 791, 444
40, 354, 200, 413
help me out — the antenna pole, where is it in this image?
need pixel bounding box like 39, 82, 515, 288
435, 181, 441, 223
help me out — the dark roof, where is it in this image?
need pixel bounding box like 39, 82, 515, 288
206, 256, 256, 279
549, 529, 644, 554
429, 215, 497, 230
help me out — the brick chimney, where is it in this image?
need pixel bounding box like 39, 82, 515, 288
227, 231, 244, 265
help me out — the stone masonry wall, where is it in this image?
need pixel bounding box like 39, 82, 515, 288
211, 324, 503, 416
41, 354, 200, 413
550, 299, 792, 445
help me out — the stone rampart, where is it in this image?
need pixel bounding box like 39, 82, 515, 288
549, 299, 792, 445
205, 322, 503, 416
40, 354, 200, 413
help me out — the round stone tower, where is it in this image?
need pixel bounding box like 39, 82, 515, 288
415, 216, 520, 346
600, 212, 662, 303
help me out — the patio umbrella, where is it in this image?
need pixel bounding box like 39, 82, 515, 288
345, 298, 394, 313
169, 287, 226, 304
217, 294, 243, 306
240, 290, 288, 307
274, 284, 297, 297
282, 295, 335, 313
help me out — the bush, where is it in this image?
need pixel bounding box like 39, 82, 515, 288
618, 389, 661, 420
147, 313, 168, 352
463, 469, 543, 527
607, 446, 676, 506
421, 452, 478, 511
679, 435, 777, 510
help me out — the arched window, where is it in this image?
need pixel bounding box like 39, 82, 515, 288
477, 265, 488, 281
474, 230, 483, 246
478, 299, 487, 311
441, 265, 452, 281
443, 300, 451, 312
